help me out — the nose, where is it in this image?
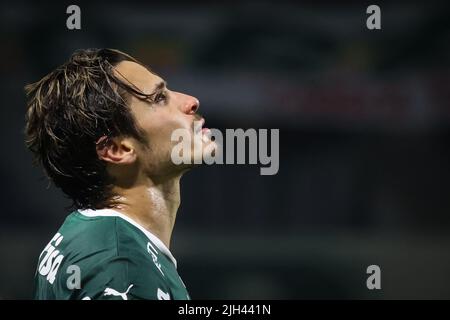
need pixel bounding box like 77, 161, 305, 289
181, 93, 200, 114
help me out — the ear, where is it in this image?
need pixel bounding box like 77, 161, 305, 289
96, 136, 137, 165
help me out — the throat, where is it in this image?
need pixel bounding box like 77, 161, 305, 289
109, 178, 181, 249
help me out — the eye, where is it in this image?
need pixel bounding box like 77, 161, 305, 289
154, 91, 167, 104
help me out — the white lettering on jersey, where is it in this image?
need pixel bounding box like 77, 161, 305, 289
103, 284, 134, 300
38, 233, 65, 284
157, 288, 171, 300
147, 242, 164, 276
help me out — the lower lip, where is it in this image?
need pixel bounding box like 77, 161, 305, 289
201, 127, 210, 133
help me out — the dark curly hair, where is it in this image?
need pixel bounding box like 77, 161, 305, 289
24, 48, 153, 210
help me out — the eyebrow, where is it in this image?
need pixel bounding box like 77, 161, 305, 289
110, 64, 167, 100
152, 81, 167, 94
130, 80, 166, 102
132, 80, 167, 102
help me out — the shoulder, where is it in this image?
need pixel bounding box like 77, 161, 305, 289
57, 211, 169, 299
60, 210, 149, 261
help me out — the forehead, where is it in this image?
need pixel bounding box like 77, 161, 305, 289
113, 60, 164, 94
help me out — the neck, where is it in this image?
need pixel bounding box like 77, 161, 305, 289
107, 174, 182, 249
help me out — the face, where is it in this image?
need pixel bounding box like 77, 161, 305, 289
112, 61, 215, 179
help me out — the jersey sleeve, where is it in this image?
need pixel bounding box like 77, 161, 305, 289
77, 255, 171, 300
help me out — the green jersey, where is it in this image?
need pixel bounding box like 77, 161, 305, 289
34, 208, 190, 300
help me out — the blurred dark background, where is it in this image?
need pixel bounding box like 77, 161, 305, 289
1, 0, 450, 299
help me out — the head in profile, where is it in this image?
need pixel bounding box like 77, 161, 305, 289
25, 48, 215, 214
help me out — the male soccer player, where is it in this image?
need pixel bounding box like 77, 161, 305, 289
25, 48, 214, 300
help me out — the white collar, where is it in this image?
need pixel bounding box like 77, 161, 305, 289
78, 208, 177, 268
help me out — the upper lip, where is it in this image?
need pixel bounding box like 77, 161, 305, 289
196, 118, 205, 132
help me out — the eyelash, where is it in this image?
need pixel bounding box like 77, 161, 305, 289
154, 91, 167, 104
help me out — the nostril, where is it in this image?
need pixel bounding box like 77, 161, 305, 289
190, 98, 200, 113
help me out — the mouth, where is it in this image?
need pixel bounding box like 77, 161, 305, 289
200, 118, 206, 130
195, 117, 212, 143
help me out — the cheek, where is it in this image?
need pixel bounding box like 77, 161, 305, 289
139, 111, 190, 151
